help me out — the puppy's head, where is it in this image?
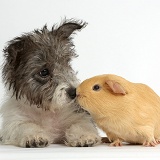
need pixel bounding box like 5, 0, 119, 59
3, 19, 86, 110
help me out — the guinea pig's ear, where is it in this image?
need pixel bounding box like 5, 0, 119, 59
105, 80, 127, 95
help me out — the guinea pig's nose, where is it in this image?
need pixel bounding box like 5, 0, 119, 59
66, 87, 76, 99
76, 87, 81, 97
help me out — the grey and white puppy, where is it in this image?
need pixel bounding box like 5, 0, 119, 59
0, 19, 100, 147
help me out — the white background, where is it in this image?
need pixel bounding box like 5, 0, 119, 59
0, 0, 160, 159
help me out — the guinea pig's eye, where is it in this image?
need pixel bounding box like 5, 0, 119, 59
92, 84, 101, 91
39, 69, 50, 78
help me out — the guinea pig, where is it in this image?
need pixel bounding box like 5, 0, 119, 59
76, 74, 160, 147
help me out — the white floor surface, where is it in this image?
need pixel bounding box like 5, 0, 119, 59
1, 143, 160, 160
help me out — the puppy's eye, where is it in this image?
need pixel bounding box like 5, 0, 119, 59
92, 84, 101, 91
39, 69, 50, 78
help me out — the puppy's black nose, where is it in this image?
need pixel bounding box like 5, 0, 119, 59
66, 87, 76, 99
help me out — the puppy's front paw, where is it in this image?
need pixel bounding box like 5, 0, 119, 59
65, 134, 101, 147
20, 135, 49, 148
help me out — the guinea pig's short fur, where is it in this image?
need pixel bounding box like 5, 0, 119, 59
76, 74, 160, 147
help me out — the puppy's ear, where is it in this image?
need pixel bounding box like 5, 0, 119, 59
4, 38, 25, 67
55, 20, 87, 39
105, 80, 127, 95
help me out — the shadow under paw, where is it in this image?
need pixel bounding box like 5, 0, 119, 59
26, 137, 48, 148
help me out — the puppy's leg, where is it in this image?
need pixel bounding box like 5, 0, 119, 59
2, 122, 49, 148
0, 130, 2, 143
65, 117, 101, 147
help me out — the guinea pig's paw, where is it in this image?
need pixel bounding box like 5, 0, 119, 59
65, 134, 101, 147
155, 139, 160, 144
20, 135, 49, 148
110, 139, 122, 147
143, 139, 157, 147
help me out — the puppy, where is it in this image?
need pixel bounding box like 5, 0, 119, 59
0, 19, 100, 147
77, 74, 160, 147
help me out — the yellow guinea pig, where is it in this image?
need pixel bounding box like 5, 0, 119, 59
76, 74, 160, 147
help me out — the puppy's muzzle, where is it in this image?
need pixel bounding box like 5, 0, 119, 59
66, 87, 76, 99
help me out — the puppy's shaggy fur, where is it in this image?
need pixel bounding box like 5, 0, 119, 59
0, 19, 100, 147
